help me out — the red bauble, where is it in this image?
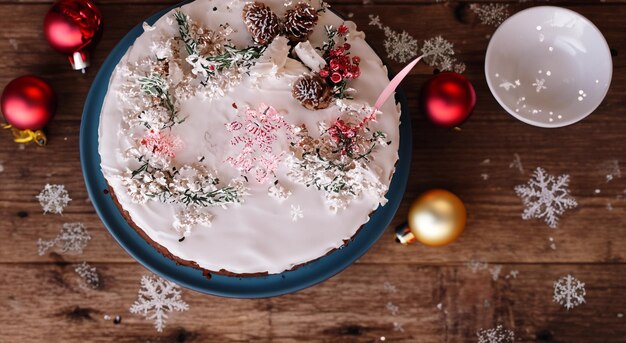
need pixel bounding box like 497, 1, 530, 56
422, 72, 476, 128
1, 76, 57, 130
43, 0, 102, 72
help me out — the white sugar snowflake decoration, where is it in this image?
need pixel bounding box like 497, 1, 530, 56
514, 167, 578, 228
470, 3, 510, 27
75, 262, 100, 289
129, 275, 189, 332
553, 274, 586, 310
477, 325, 515, 343
36, 184, 72, 214
37, 222, 91, 256
532, 78, 547, 93
290, 204, 304, 222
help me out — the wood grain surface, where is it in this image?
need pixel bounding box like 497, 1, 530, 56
1, 1, 625, 342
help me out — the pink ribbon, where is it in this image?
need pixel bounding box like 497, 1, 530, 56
374, 55, 423, 110
358, 55, 423, 129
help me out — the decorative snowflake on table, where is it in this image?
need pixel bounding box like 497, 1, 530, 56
489, 264, 502, 281
386, 302, 399, 316
602, 160, 621, 183
466, 259, 488, 273
368, 15, 419, 63
383, 281, 398, 293
382, 28, 419, 63
37, 222, 91, 256
421, 36, 456, 71
514, 167, 578, 228
553, 274, 586, 310
392, 321, 405, 332
36, 184, 72, 214
477, 325, 515, 343
509, 153, 524, 174
290, 205, 304, 222
470, 3, 510, 27
75, 262, 100, 289
129, 275, 189, 332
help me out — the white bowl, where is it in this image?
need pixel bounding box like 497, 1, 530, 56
485, 6, 612, 128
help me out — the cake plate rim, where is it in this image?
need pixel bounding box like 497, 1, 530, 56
80, 1, 412, 298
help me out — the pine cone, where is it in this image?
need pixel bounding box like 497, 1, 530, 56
242, 2, 282, 45
292, 75, 333, 110
283, 3, 318, 42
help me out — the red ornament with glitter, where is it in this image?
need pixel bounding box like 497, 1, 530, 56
1, 76, 57, 145
43, 0, 102, 73
422, 72, 476, 128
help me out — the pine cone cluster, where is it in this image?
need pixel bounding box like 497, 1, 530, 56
242, 2, 282, 45
292, 75, 332, 110
283, 3, 319, 42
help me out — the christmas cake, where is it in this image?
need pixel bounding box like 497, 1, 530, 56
98, 0, 401, 275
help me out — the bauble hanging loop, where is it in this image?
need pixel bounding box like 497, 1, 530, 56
43, 0, 102, 73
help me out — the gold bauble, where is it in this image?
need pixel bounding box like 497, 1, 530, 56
407, 189, 466, 247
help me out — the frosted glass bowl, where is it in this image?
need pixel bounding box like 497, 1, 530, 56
485, 6, 612, 128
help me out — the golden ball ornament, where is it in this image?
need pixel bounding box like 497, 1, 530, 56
406, 189, 467, 247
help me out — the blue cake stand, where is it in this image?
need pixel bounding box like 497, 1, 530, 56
80, 2, 412, 298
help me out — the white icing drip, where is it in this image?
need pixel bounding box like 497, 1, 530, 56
98, 0, 400, 274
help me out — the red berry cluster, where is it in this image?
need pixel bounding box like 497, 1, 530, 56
319, 25, 361, 85
327, 119, 361, 156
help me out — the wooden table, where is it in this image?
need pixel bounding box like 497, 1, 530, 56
1, 1, 625, 342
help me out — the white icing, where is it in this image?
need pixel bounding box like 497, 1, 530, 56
98, 0, 400, 274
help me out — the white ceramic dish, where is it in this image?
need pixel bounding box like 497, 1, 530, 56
485, 6, 612, 128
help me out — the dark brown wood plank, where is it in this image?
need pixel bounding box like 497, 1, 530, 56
1, 1, 625, 342
1, 263, 625, 342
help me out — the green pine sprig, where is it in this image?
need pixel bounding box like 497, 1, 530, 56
174, 11, 197, 55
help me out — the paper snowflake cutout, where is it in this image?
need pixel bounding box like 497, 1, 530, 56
470, 3, 510, 27
36, 184, 71, 214
509, 153, 524, 174
602, 160, 621, 183
129, 275, 189, 332
421, 36, 455, 71
514, 167, 578, 228
392, 322, 404, 332
75, 262, 100, 289
383, 281, 398, 293
368, 14, 418, 63
553, 274, 586, 310
382, 27, 419, 63
290, 204, 304, 222
37, 222, 91, 256
386, 302, 399, 316
477, 325, 515, 343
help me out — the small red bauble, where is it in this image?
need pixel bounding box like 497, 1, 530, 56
1, 76, 57, 130
422, 72, 476, 128
44, 0, 102, 72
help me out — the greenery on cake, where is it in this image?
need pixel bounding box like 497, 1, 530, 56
285, 101, 390, 213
